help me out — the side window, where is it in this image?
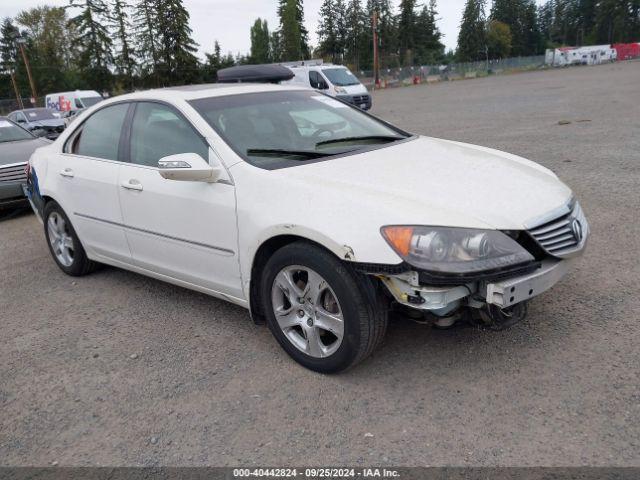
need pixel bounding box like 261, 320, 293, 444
75, 98, 83, 109
129, 102, 208, 167
72, 103, 129, 160
309, 71, 320, 88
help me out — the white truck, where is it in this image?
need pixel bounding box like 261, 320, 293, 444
281, 60, 372, 110
45, 90, 104, 113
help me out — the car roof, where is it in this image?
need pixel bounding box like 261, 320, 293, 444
113, 82, 308, 103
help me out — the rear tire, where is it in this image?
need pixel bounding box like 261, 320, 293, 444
43, 201, 98, 276
261, 241, 387, 373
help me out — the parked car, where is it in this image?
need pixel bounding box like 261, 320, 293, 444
0, 117, 50, 210
45, 90, 103, 113
282, 60, 372, 110
24, 83, 588, 373
7, 108, 65, 140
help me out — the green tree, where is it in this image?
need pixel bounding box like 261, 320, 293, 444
397, 0, 417, 64
154, 0, 200, 85
457, 0, 486, 62
344, 0, 367, 69
68, 0, 113, 91
133, 0, 159, 84
250, 18, 271, 64
414, 0, 445, 65
110, 0, 135, 85
0, 18, 20, 73
278, 0, 310, 60
366, 0, 398, 68
486, 19, 512, 58
318, 0, 341, 61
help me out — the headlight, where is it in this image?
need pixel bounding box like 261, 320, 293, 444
334, 86, 347, 94
381, 226, 534, 274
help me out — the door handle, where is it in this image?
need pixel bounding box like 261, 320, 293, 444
121, 179, 143, 191
59, 168, 74, 178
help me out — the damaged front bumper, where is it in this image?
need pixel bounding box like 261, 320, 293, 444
377, 259, 574, 314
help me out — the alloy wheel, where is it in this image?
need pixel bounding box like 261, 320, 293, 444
271, 265, 345, 358
47, 212, 74, 267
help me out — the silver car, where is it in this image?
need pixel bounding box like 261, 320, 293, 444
7, 108, 65, 140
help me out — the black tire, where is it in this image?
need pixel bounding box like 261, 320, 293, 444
261, 241, 387, 373
43, 201, 98, 276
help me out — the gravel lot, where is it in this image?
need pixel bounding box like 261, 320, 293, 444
1, 61, 639, 467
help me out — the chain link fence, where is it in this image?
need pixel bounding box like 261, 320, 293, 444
354, 55, 547, 89
0, 97, 44, 115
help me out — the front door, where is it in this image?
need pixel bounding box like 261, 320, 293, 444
117, 101, 242, 300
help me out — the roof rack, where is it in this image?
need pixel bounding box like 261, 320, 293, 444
279, 59, 325, 68
217, 64, 294, 84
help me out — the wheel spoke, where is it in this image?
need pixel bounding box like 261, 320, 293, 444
47, 216, 60, 241
62, 236, 74, 249
275, 269, 304, 303
305, 269, 326, 305
314, 307, 344, 338
305, 327, 324, 358
276, 309, 301, 330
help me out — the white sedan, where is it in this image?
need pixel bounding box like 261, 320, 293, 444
24, 83, 588, 373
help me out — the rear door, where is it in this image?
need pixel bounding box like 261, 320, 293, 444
117, 101, 242, 299
48, 102, 132, 263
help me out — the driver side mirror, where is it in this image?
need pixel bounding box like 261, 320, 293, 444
318, 80, 329, 90
158, 153, 221, 183
16, 117, 25, 123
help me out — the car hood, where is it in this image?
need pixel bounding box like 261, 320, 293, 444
31, 118, 65, 128
0, 138, 50, 166
276, 136, 572, 230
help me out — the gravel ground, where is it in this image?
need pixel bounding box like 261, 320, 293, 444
1, 61, 639, 467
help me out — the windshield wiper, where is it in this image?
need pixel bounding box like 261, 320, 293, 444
247, 148, 335, 159
316, 135, 404, 148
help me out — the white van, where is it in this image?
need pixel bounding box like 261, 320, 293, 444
45, 90, 103, 113
282, 60, 372, 110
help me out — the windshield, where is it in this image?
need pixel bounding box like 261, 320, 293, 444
0, 119, 34, 142
322, 68, 360, 86
24, 108, 61, 121
189, 90, 408, 169
80, 96, 103, 108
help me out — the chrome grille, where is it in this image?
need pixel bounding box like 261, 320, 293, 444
0, 162, 27, 184
528, 202, 588, 257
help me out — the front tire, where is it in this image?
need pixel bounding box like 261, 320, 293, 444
261, 242, 387, 373
43, 201, 98, 276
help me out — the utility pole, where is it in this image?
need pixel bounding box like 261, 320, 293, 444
372, 10, 379, 89
10, 71, 24, 110
16, 38, 37, 107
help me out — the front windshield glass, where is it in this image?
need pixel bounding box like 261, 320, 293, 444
189, 90, 408, 169
0, 119, 34, 142
322, 68, 360, 86
80, 96, 103, 107
24, 108, 61, 120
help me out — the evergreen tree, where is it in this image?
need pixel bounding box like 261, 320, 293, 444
278, 0, 310, 60
317, 0, 341, 61
367, 0, 398, 68
110, 0, 135, 82
68, 0, 113, 91
344, 0, 367, 69
133, 0, 159, 82
398, 0, 417, 64
457, 0, 486, 62
414, 0, 445, 65
0, 18, 20, 73
250, 18, 271, 63
154, 0, 200, 85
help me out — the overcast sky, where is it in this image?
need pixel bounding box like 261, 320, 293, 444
0, 1, 544, 59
